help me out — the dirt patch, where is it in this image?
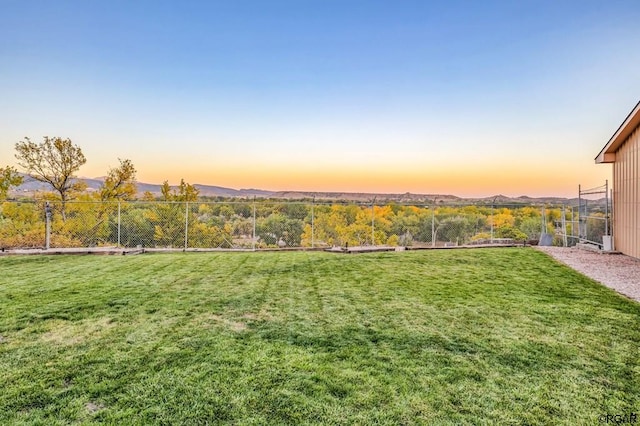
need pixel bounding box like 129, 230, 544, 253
85, 402, 104, 414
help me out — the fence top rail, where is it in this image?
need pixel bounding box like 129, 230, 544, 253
579, 189, 607, 196
579, 183, 608, 194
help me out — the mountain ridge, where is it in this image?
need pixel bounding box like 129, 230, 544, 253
10, 174, 592, 205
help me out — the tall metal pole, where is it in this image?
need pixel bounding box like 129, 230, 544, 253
604, 180, 609, 236
578, 185, 581, 240
584, 198, 588, 241
561, 204, 567, 247
610, 186, 614, 250
571, 206, 575, 241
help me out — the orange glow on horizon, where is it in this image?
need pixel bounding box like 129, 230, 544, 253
123, 159, 611, 199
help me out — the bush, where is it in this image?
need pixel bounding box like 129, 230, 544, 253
495, 225, 527, 241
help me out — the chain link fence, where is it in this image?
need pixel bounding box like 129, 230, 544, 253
1, 199, 592, 251
575, 182, 612, 249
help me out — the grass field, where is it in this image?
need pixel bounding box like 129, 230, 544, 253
0, 248, 638, 425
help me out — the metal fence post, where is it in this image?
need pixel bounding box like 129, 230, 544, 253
431, 207, 435, 248
45, 202, 51, 250
252, 198, 256, 251
571, 206, 575, 242
609, 186, 614, 249
184, 201, 189, 251
490, 202, 495, 243
561, 204, 567, 247
604, 179, 609, 236
371, 199, 375, 246
117, 201, 121, 247
311, 197, 315, 248
578, 184, 582, 240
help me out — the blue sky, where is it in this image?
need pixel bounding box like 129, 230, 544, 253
1, 0, 639, 197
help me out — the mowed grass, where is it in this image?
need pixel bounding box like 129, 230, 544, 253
0, 249, 638, 425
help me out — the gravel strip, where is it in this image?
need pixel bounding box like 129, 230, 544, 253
535, 246, 640, 303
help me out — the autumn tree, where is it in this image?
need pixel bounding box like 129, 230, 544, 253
148, 179, 201, 247
99, 159, 137, 201
256, 213, 304, 247
0, 166, 23, 200
160, 179, 199, 202
436, 216, 474, 245
15, 136, 87, 218
0, 200, 44, 248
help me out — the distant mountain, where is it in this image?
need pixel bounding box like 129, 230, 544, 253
267, 191, 461, 203
10, 174, 600, 205
193, 185, 274, 198
11, 175, 274, 198
15, 174, 104, 193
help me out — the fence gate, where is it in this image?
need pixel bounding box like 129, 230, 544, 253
578, 181, 612, 249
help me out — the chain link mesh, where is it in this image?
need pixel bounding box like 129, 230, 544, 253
576, 183, 611, 247
1, 200, 578, 250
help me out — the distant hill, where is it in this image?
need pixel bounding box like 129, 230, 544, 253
13, 175, 275, 198
10, 174, 595, 205
268, 191, 461, 203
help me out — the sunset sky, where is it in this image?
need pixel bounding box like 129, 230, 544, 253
1, 0, 639, 197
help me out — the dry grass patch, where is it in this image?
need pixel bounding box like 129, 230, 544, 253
40, 317, 116, 346
198, 313, 248, 332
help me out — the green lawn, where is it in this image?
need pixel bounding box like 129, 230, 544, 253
0, 248, 638, 425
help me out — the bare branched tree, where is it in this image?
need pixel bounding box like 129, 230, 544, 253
15, 136, 87, 219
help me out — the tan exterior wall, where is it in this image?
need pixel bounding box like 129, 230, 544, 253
613, 125, 640, 258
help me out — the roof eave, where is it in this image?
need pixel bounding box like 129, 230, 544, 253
595, 100, 640, 164
595, 152, 616, 164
